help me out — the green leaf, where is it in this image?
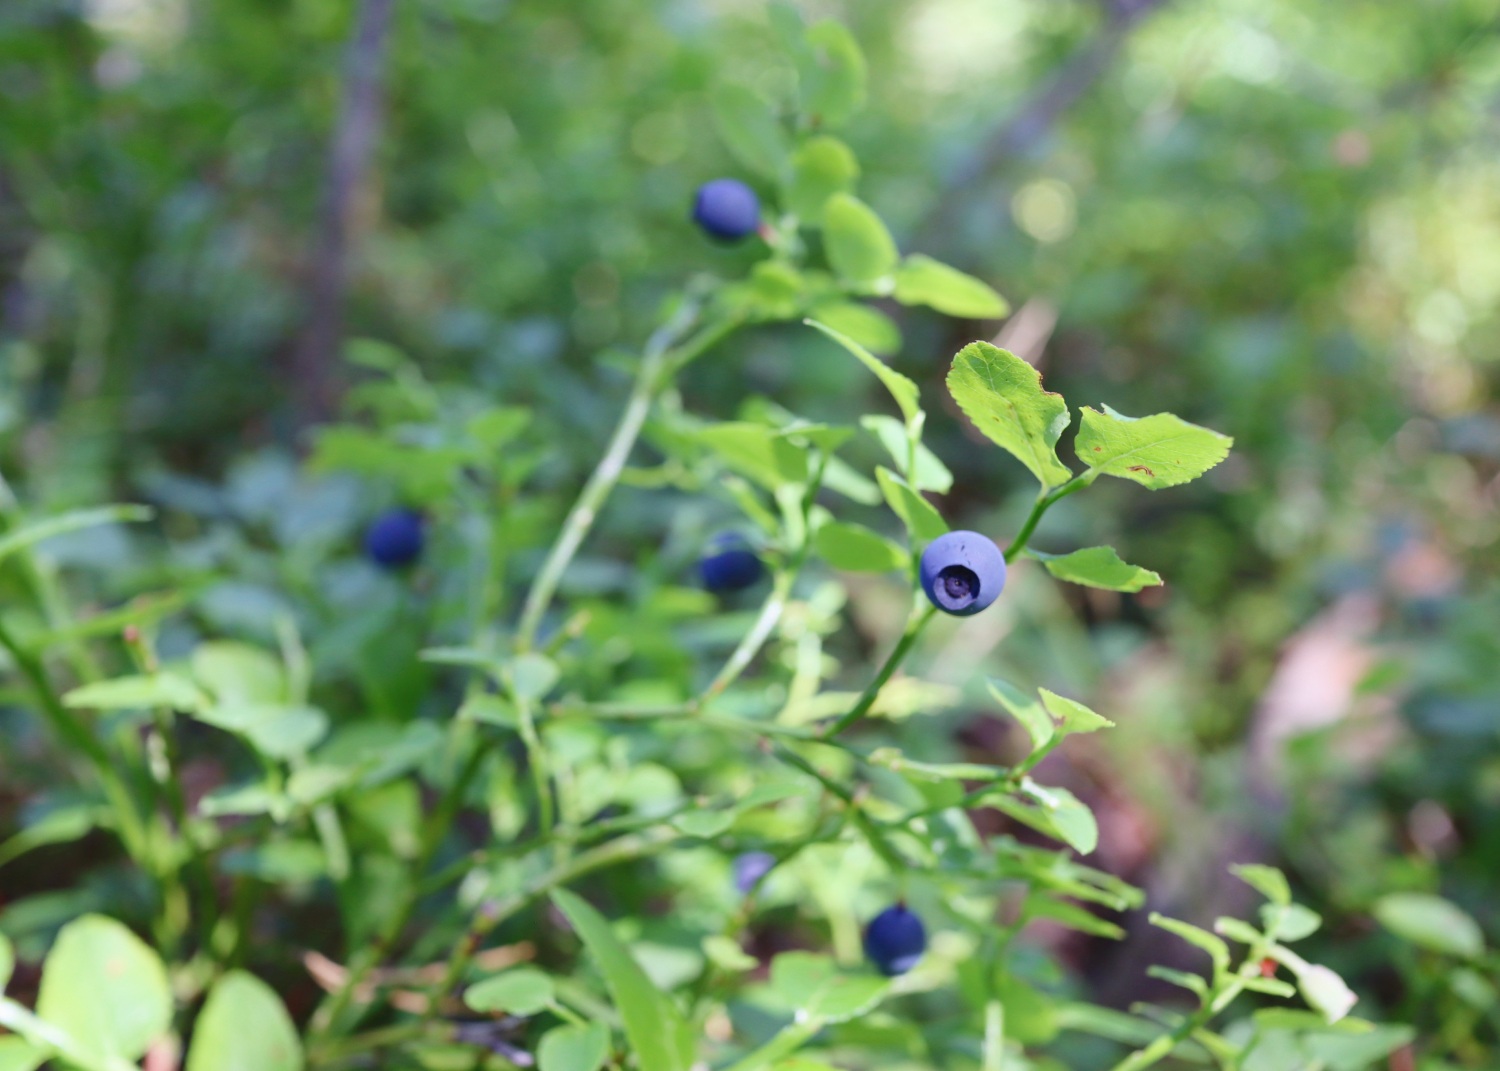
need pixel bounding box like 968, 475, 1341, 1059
0, 504, 153, 566
36, 915, 171, 1065
893, 255, 1008, 319
551, 889, 692, 1071
194, 703, 329, 759
1019, 779, 1098, 855
785, 135, 859, 221
812, 521, 906, 573
1242, 976, 1298, 998
821, 194, 898, 288
702, 935, 759, 973
1214, 917, 1263, 946
711, 84, 788, 178
862, 415, 952, 492
698, 422, 809, 490
806, 319, 918, 426
1149, 913, 1230, 974
1038, 689, 1114, 735
0, 1038, 45, 1071
875, 468, 947, 544
1232, 864, 1292, 906
1147, 966, 1208, 999
947, 342, 1072, 489
1026, 896, 1124, 940
185, 970, 302, 1071
537, 1022, 611, 1071
0, 806, 99, 871
63, 673, 208, 713
1372, 892, 1485, 959
800, 22, 866, 126
0, 934, 12, 991
769, 952, 889, 1023
192, 642, 286, 704
464, 968, 556, 1016
807, 301, 902, 357
997, 976, 1061, 1045
1075, 404, 1232, 489
1266, 902, 1322, 943
1035, 547, 1162, 593
745, 261, 805, 321
986, 678, 1053, 752
506, 653, 560, 701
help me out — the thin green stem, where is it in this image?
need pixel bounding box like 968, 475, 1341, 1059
1004, 471, 1093, 564
0, 619, 149, 861
514, 306, 740, 651
820, 603, 938, 741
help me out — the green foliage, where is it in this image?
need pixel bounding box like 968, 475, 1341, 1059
2, 2, 1490, 1069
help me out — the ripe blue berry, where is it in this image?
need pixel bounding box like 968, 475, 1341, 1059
692, 178, 761, 241
733, 851, 776, 894
700, 533, 764, 594
864, 904, 926, 976
918, 530, 1006, 616
365, 509, 425, 569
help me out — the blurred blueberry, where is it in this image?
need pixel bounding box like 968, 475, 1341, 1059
700, 532, 764, 594
864, 904, 926, 976
365, 509, 425, 569
733, 850, 776, 894
692, 179, 761, 241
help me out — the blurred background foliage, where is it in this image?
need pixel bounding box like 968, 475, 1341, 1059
3, 0, 1500, 1064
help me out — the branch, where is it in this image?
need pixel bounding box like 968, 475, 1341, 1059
292, 0, 397, 427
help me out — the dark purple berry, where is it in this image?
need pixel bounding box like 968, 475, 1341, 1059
733, 851, 776, 894
863, 904, 926, 976
700, 533, 764, 594
365, 509, 425, 569
692, 179, 761, 241
918, 531, 1005, 616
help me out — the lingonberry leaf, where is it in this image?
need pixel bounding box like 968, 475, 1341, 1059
946, 342, 1072, 490
1074, 404, 1232, 489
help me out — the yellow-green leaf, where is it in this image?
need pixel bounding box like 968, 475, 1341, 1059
894, 254, 1008, 318
1035, 547, 1162, 592
1074, 404, 1232, 489
822, 193, 898, 288
947, 342, 1072, 489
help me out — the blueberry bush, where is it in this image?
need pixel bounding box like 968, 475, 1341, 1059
4, 2, 1499, 1070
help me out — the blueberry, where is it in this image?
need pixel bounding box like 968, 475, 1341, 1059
864, 904, 926, 976
733, 851, 776, 894
700, 533, 764, 594
692, 178, 761, 241
364, 508, 425, 569
918, 530, 1006, 616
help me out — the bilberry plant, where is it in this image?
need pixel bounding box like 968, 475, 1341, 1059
0, 12, 1412, 1071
